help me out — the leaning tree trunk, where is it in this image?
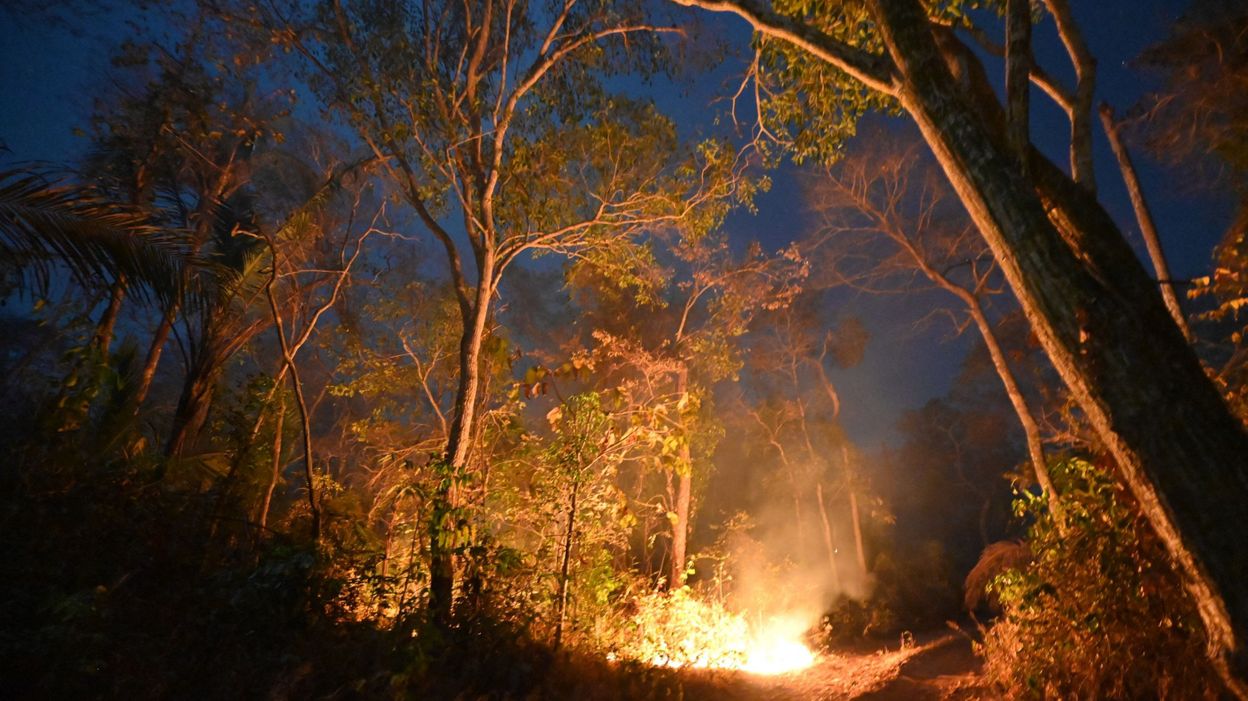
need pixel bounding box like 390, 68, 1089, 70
966, 299, 1063, 524
871, 0, 1248, 692
165, 363, 217, 458
92, 275, 127, 355
134, 304, 175, 408
257, 392, 286, 532
1099, 104, 1192, 341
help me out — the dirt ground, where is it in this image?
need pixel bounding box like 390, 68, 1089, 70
677, 633, 992, 701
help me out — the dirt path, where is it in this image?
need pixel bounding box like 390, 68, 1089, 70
679, 634, 990, 701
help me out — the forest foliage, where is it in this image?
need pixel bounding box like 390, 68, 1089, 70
1, 0, 1247, 699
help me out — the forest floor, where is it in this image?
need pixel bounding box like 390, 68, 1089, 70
675, 632, 990, 701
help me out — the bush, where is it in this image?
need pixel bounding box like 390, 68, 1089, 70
603, 587, 751, 668
978, 457, 1220, 699
817, 541, 959, 647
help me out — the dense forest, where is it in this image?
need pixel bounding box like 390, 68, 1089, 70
1, 0, 1246, 698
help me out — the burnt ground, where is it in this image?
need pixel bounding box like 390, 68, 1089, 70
677, 632, 992, 701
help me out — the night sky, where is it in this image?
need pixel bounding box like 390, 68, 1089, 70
0, 0, 1222, 450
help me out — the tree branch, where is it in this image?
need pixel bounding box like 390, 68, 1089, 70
669, 0, 899, 95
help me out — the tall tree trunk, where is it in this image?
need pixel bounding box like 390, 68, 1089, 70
288, 363, 318, 542
668, 366, 693, 590
965, 299, 1063, 524
165, 367, 215, 458
815, 481, 843, 591
134, 305, 175, 408
1099, 104, 1192, 341
258, 393, 286, 532
871, 0, 1248, 691
1042, 0, 1096, 191
881, 194, 1063, 521
1004, 0, 1031, 164
841, 444, 868, 579
266, 257, 321, 543
92, 276, 127, 355
53, 278, 130, 431
429, 254, 496, 625
554, 479, 580, 649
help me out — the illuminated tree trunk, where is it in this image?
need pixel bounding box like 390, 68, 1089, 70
134, 306, 174, 407
266, 250, 321, 542
886, 231, 1063, 522
815, 481, 843, 591
554, 479, 580, 649
1099, 104, 1192, 341
54, 277, 129, 430
92, 276, 126, 355
668, 366, 692, 590
1042, 0, 1097, 191
430, 253, 496, 625
165, 363, 216, 458
257, 393, 285, 531
870, 0, 1248, 690
966, 299, 1062, 523
840, 445, 868, 579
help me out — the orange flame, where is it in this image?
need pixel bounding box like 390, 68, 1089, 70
645, 613, 816, 675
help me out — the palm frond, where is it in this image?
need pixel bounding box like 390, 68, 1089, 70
0, 168, 189, 306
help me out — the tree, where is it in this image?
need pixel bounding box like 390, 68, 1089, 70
738, 296, 871, 594
672, 0, 1248, 690
255, 180, 380, 541
571, 229, 805, 588
1136, 0, 1248, 418
268, 0, 749, 622
539, 392, 632, 648
807, 133, 1062, 524
84, 26, 289, 423
0, 169, 184, 432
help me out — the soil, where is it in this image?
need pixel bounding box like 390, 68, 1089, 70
677, 632, 994, 701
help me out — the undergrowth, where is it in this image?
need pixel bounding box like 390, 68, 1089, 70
977, 457, 1221, 699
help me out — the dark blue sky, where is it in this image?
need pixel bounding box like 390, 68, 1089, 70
0, 0, 1222, 450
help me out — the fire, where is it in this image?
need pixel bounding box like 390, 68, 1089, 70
614, 591, 817, 676
645, 621, 816, 675
738, 623, 817, 675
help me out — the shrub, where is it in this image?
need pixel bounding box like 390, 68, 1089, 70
603, 587, 751, 669
978, 457, 1220, 699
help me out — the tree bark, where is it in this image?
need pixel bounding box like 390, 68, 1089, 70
1004, 0, 1031, 164
554, 479, 580, 649
258, 393, 286, 531
134, 305, 174, 408
815, 481, 843, 591
92, 276, 127, 355
870, 0, 1248, 691
429, 252, 497, 625
841, 444, 869, 579
668, 366, 693, 590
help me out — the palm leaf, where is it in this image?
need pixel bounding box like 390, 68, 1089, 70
0, 168, 190, 306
